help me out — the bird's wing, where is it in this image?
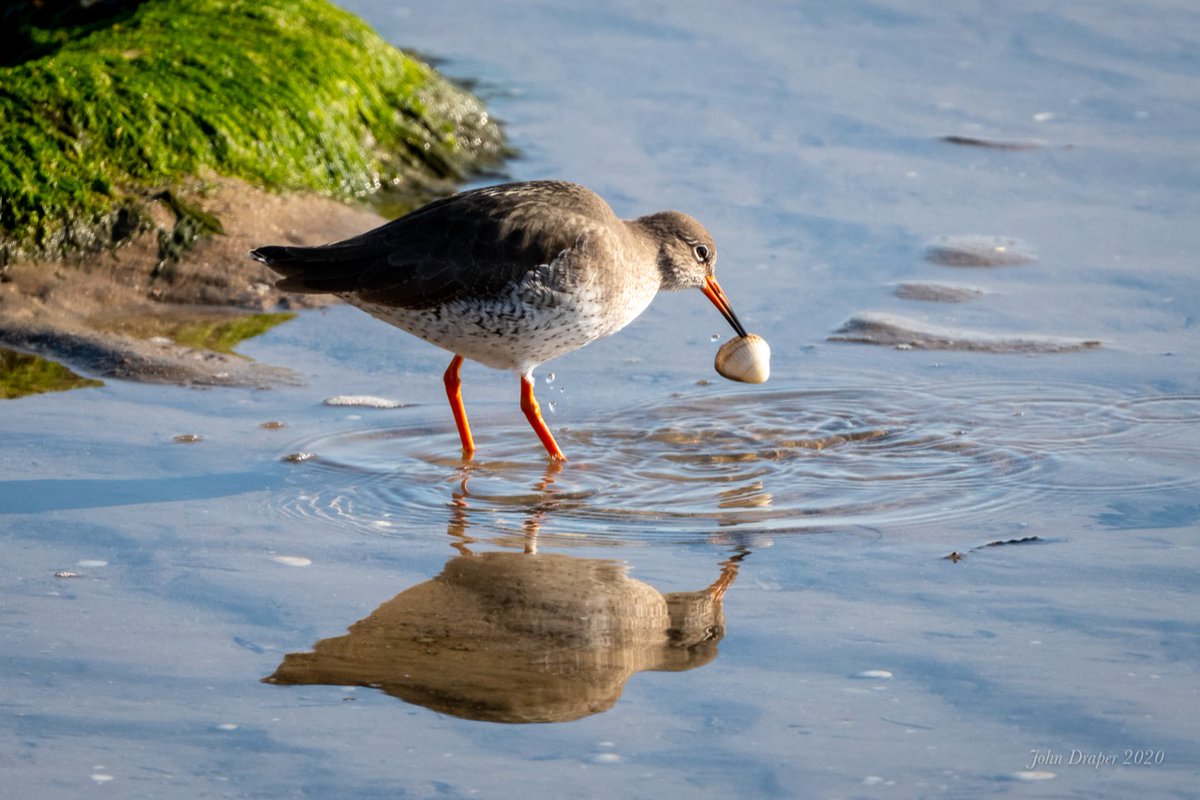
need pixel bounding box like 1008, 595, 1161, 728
250, 181, 615, 310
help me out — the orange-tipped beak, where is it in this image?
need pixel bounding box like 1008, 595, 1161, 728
701, 275, 748, 338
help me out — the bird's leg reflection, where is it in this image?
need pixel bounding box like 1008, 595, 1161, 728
446, 497, 476, 556
265, 488, 751, 722
446, 467, 476, 555
708, 545, 750, 601
450, 459, 563, 554
522, 459, 562, 553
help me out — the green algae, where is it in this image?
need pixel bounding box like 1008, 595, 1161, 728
164, 311, 298, 355
0, 0, 506, 265
90, 309, 298, 355
0, 347, 104, 399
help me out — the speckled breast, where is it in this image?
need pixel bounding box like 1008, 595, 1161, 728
346, 279, 656, 374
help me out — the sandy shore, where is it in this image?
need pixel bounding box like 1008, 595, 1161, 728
0, 179, 382, 387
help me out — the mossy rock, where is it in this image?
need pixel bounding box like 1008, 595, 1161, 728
0, 0, 508, 265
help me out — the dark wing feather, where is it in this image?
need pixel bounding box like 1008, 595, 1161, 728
250, 181, 614, 310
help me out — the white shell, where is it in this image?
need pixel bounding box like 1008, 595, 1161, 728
714, 334, 771, 383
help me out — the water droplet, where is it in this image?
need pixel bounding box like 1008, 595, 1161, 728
547, 401, 556, 413
710, 333, 720, 342
544, 372, 556, 385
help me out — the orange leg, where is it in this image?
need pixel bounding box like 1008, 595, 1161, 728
520, 372, 567, 462
443, 355, 475, 460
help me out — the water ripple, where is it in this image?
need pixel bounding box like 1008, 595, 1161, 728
271, 380, 1198, 542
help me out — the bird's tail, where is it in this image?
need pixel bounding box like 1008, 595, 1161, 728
249, 244, 375, 293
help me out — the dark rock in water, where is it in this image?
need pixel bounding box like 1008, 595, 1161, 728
940, 135, 1041, 151
925, 235, 1035, 267
830, 312, 1102, 354
893, 282, 984, 303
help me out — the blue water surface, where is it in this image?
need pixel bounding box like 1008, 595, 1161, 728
2, 1, 1198, 797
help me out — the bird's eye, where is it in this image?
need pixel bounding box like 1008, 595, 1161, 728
693, 244, 711, 262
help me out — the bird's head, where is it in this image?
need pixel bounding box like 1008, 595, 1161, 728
636, 210, 747, 337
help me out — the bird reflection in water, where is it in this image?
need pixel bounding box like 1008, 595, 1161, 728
265, 464, 749, 723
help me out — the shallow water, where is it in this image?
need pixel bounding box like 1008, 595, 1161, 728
4, 1, 1199, 797
274, 374, 1200, 542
